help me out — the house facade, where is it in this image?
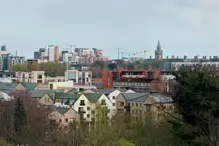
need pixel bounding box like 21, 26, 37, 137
49, 107, 80, 127
116, 93, 174, 120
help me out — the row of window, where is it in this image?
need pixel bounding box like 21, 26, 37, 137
114, 82, 151, 87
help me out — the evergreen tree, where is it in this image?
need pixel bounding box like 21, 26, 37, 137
13, 97, 27, 135
171, 65, 219, 145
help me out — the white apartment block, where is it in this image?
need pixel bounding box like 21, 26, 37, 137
48, 45, 55, 62
14, 71, 45, 84
65, 70, 92, 85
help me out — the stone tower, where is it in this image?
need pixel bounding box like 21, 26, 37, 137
155, 40, 163, 60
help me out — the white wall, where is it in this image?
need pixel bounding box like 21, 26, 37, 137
107, 90, 121, 115
48, 46, 55, 62
97, 94, 114, 119
49, 81, 74, 90
73, 94, 92, 121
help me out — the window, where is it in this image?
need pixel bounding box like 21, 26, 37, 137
113, 103, 115, 106
65, 118, 68, 123
140, 103, 142, 107
87, 114, 90, 118
87, 107, 90, 110
112, 96, 115, 99
136, 103, 138, 107
80, 100, 85, 105
119, 102, 124, 106
91, 110, 95, 115
101, 99, 106, 105
59, 119, 62, 123
132, 103, 134, 107
38, 75, 42, 79
145, 104, 152, 112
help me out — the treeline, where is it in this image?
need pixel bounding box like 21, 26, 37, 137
12, 63, 67, 76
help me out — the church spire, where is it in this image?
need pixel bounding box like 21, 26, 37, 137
157, 40, 161, 50
155, 40, 163, 60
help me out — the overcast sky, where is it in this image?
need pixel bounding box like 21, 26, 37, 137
0, 0, 218, 59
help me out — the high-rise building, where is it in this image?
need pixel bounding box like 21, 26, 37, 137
55, 46, 60, 63
3, 54, 25, 71
1, 45, 6, 51
48, 45, 55, 62
34, 51, 41, 59
155, 40, 163, 60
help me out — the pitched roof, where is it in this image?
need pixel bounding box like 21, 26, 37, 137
30, 90, 57, 98
55, 92, 81, 100
0, 83, 20, 90
22, 83, 38, 90
55, 107, 69, 115
92, 89, 116, 95
122, 93, 149, 101
84, 93, 102, 103
150, 93, 173, 104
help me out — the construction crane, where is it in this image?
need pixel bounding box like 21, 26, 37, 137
133, 50, 152, 59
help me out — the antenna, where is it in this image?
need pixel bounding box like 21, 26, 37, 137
118, 48, 120, 60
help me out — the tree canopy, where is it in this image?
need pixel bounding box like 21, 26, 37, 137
171, 65, 219, 145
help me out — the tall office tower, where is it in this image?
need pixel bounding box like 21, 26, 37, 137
55, 46, 60, 63
48, 45, 55, 62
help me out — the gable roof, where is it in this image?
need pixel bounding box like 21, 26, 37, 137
122, 93, 149, 101
92, 89, 116, 95
30, 90, 57, 98
55, 107, 69, 115
22, 83, 38, 90
0, 83, 20, 90
150, 93, 173, 104
83, 93, 103, 103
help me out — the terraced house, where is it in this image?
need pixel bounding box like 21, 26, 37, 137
116, 93, 174, 120
73, 93, 113, 122
49, 107, 80, 128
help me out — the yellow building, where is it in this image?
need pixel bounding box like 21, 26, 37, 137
116, 93, 174, 120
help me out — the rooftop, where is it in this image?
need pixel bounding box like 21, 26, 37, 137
21, 83, 38, 90
0, 83, 20, 90
83, 93, 102, 103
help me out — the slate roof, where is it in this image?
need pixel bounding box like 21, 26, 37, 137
150, 93, 173, 104
92, 89, 116, 95
55, 107, 68, 115
30, 90, 57, 98
55, 92, 81, 100
122, 93, 149, 101
0, 83, 19, 90
22, 83, 38, 90
84, 93, 102, 103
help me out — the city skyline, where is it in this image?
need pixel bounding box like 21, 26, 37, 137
0, 0, 219, 59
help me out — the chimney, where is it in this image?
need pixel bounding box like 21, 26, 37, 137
210, 56, 212, 60
177, 56, 179, 59
150, 56, 152, 59
172, 55, 175, 59
166, 56, 168, 59
184, 56, 187, 60
69, 104, 72, 109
